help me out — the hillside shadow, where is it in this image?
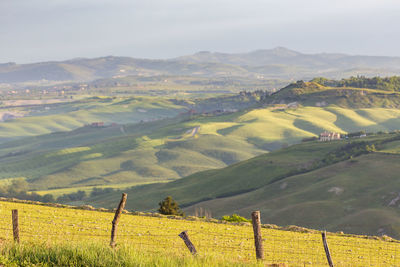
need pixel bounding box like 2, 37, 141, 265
292, 118, 325, 135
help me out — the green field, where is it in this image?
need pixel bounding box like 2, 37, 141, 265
0, 200, 400, 266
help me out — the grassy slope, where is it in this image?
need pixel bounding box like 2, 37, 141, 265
0, 96, 186, 142
88, 141, 341, 209
1, 200, 400, 266
3, 105, 400, 193
4, 83, 400, 194
184, 152, 400, 237
87, 134, 400, 238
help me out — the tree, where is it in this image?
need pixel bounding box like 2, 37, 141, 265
41, 194, 55, 203
9, 179, 29, 194
158, 196, 184, 216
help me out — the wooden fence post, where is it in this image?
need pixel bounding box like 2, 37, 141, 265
322, 231, 334, 267
12, 209, 19, 243
251, 211, 264, 260
179, 231, 197, 255
110, 193, 127, 248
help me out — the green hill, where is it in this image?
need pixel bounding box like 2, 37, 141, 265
266, 80, 400, 108
0, 96, 186, 142
3, 102, 400, 194
2, 104, 400, 193
4, 81, 400, 203
0, 93, 262, 143
86, 133, 400, 238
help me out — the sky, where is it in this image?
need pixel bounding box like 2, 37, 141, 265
1, 0, 400, 63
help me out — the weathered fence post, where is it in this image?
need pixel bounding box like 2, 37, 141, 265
322, 231, 334, 267
110, 193, 127, 248
251, 211, 264, 260
12, 209, 19, 243
179, 231, 197, 255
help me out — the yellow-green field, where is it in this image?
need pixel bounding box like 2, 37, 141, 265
0, 200, 399, 266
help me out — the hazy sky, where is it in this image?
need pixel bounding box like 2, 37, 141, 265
1, 0, 400, 63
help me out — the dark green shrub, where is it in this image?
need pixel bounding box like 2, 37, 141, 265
158, 196, 184, 216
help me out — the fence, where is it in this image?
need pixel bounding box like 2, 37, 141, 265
1, 195, 400, 266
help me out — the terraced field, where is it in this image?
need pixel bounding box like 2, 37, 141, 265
1, 200, 400, 266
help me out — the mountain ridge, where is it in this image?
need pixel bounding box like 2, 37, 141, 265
2, 47, 400, 84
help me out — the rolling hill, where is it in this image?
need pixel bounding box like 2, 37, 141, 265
3, 102, 400, 194
0, 92, 262, 143
1, 77, 400, 240
0, 96, 186, 143
266, 80, 400, 108
85, 133, 400, 238
0, 80, 400, 194
3, 79, 400, 195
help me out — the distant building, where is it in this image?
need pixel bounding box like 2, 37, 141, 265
319, 131, 341, 141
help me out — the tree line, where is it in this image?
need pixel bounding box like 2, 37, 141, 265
0, 180, 117, 204
311, 76, 400, 91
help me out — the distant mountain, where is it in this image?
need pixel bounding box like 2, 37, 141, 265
177, 47, 400, 69
1, 47, 400, 84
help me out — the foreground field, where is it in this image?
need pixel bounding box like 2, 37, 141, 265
0, 200, 400, 266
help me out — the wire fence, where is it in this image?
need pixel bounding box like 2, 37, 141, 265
1, 201, 400, 266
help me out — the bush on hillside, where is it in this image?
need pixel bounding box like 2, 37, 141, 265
302, 136, 318, 142
158, 196, 184, 216
321, 141, 377, 165
90, 187, 115, 197
57, 190, 86, 202
347, 130, 367, 138
221, 214, 250, 223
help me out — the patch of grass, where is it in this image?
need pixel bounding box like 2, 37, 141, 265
0, 242, 263, 267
